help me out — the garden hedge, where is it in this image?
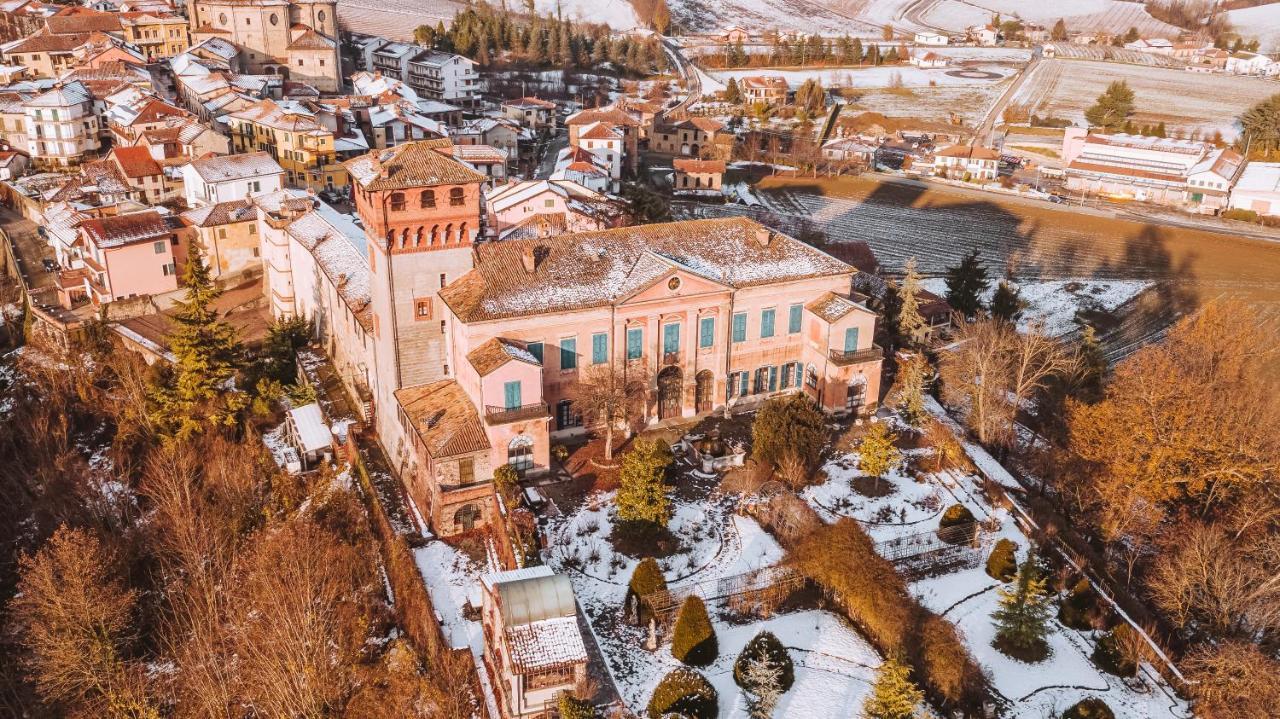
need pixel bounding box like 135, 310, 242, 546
671, 595, 718, 666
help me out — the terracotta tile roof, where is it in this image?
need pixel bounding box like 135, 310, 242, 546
506, 615, 588, 674
566, 107, 639, 127
394, 380, 490, 459
805, 291, 871, 322
45, 13, 120, 34
1066, 160, 1184, 184
81, 158, 134, 195
188, 151, 284, 182
683, 117, 724, 132
741, 76, 788, 90
180, 198, 255, 227
110, 145, 162, 177
344, 140, 486, 192
227, 99, 327, 134
577, 123, 621, 141
673, 159, 725, 174
286, 27, 335, 51
467, 337, 542, 376
503, 96, 556, 109
80, 210, 171, 248
934, 144, 1000, 161
6, 31, 95, 53
439, 217, 853, 323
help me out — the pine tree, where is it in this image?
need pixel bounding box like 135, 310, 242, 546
1084, 80, 1135, 131
1073, 325, 1107, 402
150, 238, 243, 440
989, 279, 1024, 324
1051, 18, 1068, 41
896, 352, 928, 427
898, 257, 927, 348
992, 553, 1052, 659
616, 438, 672, 525
743, 655, 783, 719
863, 655, 923, 719
559, 693, 598, 719
724, 77, 741, 104
943, 249, 990, 319
858, 421, 900, 490
879, 280, 902, 349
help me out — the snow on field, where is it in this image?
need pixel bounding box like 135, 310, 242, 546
1012, 59, 1269, 139
920, 277, 1152, 337
709, 64, 1013, 88
848, 82, 1011, 124
415, 540, 487, 650
669, 0, 865, 34
1227, 4, 1280, 53
916, 0, 1181, 37
531, 0, 642, 29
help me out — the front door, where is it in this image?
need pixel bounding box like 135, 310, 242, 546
695, 371, 713, 413
657, 366, 683, 420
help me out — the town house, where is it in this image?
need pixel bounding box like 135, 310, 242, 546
77, 210, 185, 306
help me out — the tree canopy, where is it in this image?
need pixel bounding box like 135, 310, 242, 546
1084, 80, 1135, 131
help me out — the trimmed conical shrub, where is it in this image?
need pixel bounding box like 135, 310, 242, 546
985, 538, 1018, 581
1064, 698, 1115, 719
646, 667, 717, 719
733, 631, 794, 692
671, 595, 718, 666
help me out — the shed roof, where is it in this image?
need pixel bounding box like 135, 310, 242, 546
288, 403, 331, 453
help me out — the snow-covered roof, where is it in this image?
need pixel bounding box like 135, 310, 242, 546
288, 403, 331, 453
187, 151, 284, 182
506, 616, 588, 673
1235, 162, 1280, 194
467, 337, 541, 376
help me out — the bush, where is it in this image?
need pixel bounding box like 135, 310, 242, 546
616, 438, 673, 525
1058, 578, 1099, 630
938, 504, 976, 544
626, 557, 667, 624
733, 631, 794, 692
559, 693, 598, 719
1092, 626, 1137, 677
493, 464, 519, 505
671, 595, 717, 666
751, 393, 827, 469
1222, 208, 1259, 224
646, 667, 718, 719
985, 539, 1018, 582
1063, 698, 1115, 719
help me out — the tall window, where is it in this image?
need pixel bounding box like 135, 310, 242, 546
508, 436, 533, 473
626, 327, 643, 360
458, 457, 474, 484
788, 303, 803, 334
591, 332, 607, 364
503, 380, 521, 410
390, 192, 405, 210
556, 400, 581, 429
449, 187, 464, 206
662, 322, 680, 354
732, 312, 746, 343
699, 316, 714, 348
559, 337, 577, 370
527, 342, 543, 363
760, 308, 776, 338
844, 327, 860, 352
420, 189, 435, 208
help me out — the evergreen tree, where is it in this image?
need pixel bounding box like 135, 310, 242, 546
898, 257, 927, 348
733, 632, 794, 692
865, 43, 880, 66
616, 438, 672, 525
989, 279, 1024, 324
1084, 80, 1135, 131
943, 249, 990, 319
863, 655, 923, 719
858, 421, 900, 490
724, 77, 742, 104
1238, 92, 1280, 159
992, 553, 1052, 659
671, 595, 717, 665
150, 238, 243, 440
559, 694, 598, 719
1073, 325, 1107, 403
1051, 18, 1068, 41
1123, 26, 1140, 43
895, 352, 929, 427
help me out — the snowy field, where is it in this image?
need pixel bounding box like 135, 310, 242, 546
669, 0, 870, 35
803, 407, 1191, 718
336, 0, 640, 39
915, 0, 1181, 37
1012, 59, 1273, 139
708, 64, 1015, 90
1227, 4, 1280, 53
919, 278, 1152, 337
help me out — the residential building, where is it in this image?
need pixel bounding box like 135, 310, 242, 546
364, 100, 446, 149
501, 97, 557, 131
550, 145, 613, 194
180, 198, 259, 277
650, 117, 724, 157
480, 567, 588, 719
1185, 148, 1245, 213
914, 31, 948, 46
447, 143, 508, 187
132, 115, 231, 160
0, 149, 28, 179
1, 30, 111, 78
0, 0, 56, 44
739, 75, 789, 105
118, 11, 189, 60
23, 80, 100, 167
909, 51, 950, 68
182, 150, 285, 206
98, 144, 175, 203
721, 26, 750, 44
106, 94, 190, 145
77, 210, 184, 306
1226, 51, 1276, 76
451, 117, 520, 161
1228, 162, 1280, 216
369, 41, 417, 79
0, 91, 30, 150
405, 50, 480, 106
672, 158, 725, 195
186, 0, 341, 92
969, 25, 999, 46
822, 136, 877, 164
566, 107, 640, 173
569, 122, 623, 183
224, 98, 348, 192
932, 144, 999, 180
485, 179, 624, 240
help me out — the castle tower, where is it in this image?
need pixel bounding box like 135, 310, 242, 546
344, 140, 487, 460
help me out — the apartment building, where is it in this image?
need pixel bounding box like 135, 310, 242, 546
224, 98, 348, 192
22, 80, 100, 167
118, 11, 188, 59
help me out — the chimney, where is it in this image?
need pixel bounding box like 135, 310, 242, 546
754, 227, 772, 247
521, 245, 536, 273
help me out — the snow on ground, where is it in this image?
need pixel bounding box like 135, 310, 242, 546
915, 0, 1181, 37
669, 0, 865, 35
530, 0, 641, 29
415, 540, 487, 650
920, 278, 1152, 337
709, 64, 1014, 89
804, 450, 948, 540
1227, 4, 1280, 53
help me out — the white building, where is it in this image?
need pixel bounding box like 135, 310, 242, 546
182, 151, 286, 207
914, 31, 948, 46
909, 51, 950, 69
406, 50, 481, 107
933, 144, 999, 180
1226, 51, 1276, 76
23, 80, 99, 167
1061, 127, 1243, 208
1228, 162, 1280, 216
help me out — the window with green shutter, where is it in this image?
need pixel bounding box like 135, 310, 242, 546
503, 381, 521, 409
527, 342, 543, 363
789, 303, 803, 333
844, 327, 859, 352
732, 312, 746, 342
626, 327, 643, 359
761, 308, 775, 338
592, 332, 607, 364
560, 337, 577, 369
663, 322, 680, 353
699, 316, 714, 348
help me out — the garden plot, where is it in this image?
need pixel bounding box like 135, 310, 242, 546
803, 451, 948, 540
668, 0, 866, 34
1012, 59, 1268, 139
919, 278, 1153, 337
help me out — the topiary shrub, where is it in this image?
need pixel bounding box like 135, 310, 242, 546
558, 693, 598, 719
646, 667, 718, 719
671, 595, 717, 666
1063, 697, 1115, 719
985, 538, 1018, 581
938, 504, 976, 544
733, 631, 795, 692
626, 557, 667, 624
1058, 578, 1100, 631
1092, 625, 1137, 677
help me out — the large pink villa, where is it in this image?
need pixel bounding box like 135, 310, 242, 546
261, 141, 884, 540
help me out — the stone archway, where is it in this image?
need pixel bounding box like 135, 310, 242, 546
657, 365, 683, 420
454, 504, 481, 532
695, 370, 714, 413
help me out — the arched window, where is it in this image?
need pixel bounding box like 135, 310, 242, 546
399, 227, 410, 249
414, 226, 424, 246
385, 229, 394, 245
444, 223, 453, 243
508, 435, 534, 473
449, 187, 465, 206
458, 222, 468, 243
430, 225, 439, 244
420, 189, 436, 208
389, 192, 405, 211
453, 504, 480, 531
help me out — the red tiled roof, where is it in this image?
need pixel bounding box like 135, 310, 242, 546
673, 158, 725, 174
394, 380, 490, 458
578, 123, 621, 141
110, 145, 162, 178
80, 210, 171, 249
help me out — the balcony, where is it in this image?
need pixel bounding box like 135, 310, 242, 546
485, 402, 549, 425
828, 345, 885, 366
662, 351, 681, 365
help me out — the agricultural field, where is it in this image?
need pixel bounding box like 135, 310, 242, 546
336, 0, 464, 40
668, 0, 870, 34
1011, 58, 1274, 139
912, 0, 1181, 36
1226, 3, 1280, 52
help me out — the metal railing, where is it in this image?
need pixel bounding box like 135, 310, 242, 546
828, 345, 884, 365
484, 403, 548, 424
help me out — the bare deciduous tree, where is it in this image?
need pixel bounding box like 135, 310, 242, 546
1184, 641, 1280, 719
565, 361, 649, 461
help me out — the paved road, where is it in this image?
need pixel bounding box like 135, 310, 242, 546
659, 36, 702, 119
974, 54, 1038, 148
535, 130, 568, 179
